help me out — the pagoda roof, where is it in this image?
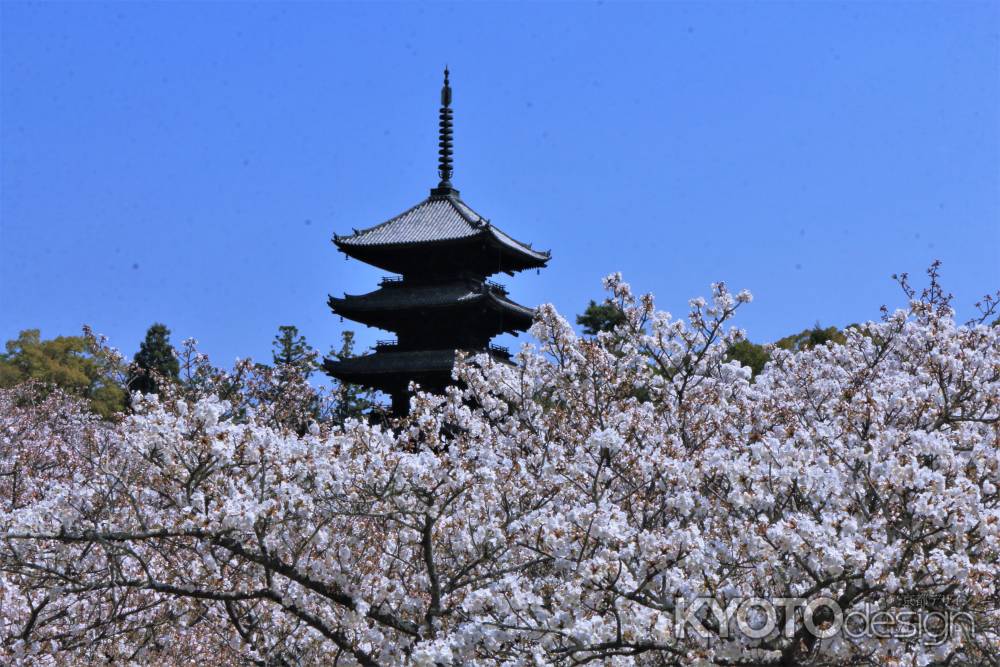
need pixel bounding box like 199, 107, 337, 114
334, 193, 550, 270
323, 346, 510, 394
329, 281, 535, 324
325, 349, 459, 378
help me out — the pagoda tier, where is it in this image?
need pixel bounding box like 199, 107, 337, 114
324, 68, 549, 416
322, 347, 511, 415
333, 192, 549, 278
328, 278, 534, 338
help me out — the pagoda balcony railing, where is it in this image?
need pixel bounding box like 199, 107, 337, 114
484, 280, 508, 296
378, 276, 510, 298
489, 344, 510, 358
373, 340, 510, 358
379, 276, 405, 287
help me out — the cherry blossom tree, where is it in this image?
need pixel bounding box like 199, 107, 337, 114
1, 269, 997, 665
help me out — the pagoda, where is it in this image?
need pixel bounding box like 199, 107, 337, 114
324, 69, 550, 416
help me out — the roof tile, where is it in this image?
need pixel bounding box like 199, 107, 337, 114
335, 194, 550, 264
338, 197, 481, 247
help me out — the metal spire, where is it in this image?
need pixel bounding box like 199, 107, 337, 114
433, 67, 456, 196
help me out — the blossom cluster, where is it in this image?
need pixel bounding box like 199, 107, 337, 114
0, 275, 997, 665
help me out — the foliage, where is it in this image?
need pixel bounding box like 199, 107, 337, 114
328, 331, 375, 423
775, 322, 849, 352
0, 269, 998, 665
266, 325, 321, 434
146, 329, 372, 435
127, 323, 180, 397
727, 324, 852, 379
0, 329, 126, 419
576, 298, 626, 335
164, 336, 321, 436
272, 325, 317, 376
724, 338, 770, 377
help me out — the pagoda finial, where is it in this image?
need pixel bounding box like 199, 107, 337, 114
434, 66, 455, 196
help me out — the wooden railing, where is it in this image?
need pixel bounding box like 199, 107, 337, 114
379, 276, 405, 287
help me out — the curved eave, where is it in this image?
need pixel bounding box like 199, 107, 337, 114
324, 349, 457, 378
323, 351, 454, 394
333, 229, 549, 275
482, 225, 550, 267
328, 291, 535, 332
332, 230, 481, 255
324, 348, 510, 382
484, 292, 537, 323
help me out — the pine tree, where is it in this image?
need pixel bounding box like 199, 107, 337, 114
272, 325, 316, 377
329, 331, 372, 422
128, 324, 180, 396
576, 299, 626, 336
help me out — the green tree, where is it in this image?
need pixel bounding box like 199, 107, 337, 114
576, 299, 626, 336
255, 325, 320, 435
726, 339, 770, 377
272, 325, 316, 377
329, 331, 373, 422
128, 324, 180, 396
725, 324, 857, 379
775, 322, 849, 352
0, 329, 126, 418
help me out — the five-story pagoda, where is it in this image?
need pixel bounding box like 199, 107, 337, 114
324, 69, 550, 415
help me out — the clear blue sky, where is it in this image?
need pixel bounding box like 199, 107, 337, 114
2, 1, 998, 368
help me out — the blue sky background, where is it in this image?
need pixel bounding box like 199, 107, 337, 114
2, 1, 998, 369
